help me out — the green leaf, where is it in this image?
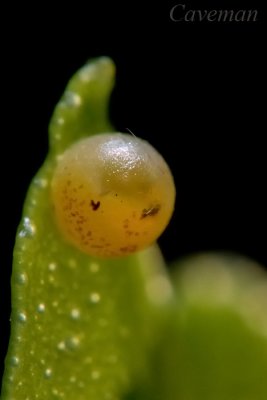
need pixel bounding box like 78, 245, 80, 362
140, 253, 267, 400
49, 57, 114, 155
2, 57, 170, 400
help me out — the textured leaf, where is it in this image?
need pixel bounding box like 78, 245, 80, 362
2, 57, 171, 400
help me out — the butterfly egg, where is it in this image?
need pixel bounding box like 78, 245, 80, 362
51, 133, 175, 258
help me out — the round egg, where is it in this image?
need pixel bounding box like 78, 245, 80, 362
51, 133, 175, 258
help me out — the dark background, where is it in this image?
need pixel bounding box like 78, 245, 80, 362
1, 0, 265, 383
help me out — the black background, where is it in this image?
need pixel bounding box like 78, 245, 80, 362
1, 0, 266, 383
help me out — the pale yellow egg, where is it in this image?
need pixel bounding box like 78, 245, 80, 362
51, 133, 175, 258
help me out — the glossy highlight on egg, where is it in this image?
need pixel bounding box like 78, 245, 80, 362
51, 133, 175, 257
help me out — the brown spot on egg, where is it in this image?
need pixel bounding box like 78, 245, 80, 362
140, 204, 161, 219
120, 245, 137, 253
90, 200, 100, 211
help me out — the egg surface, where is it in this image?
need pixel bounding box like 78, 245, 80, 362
51, 133, 175, 257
